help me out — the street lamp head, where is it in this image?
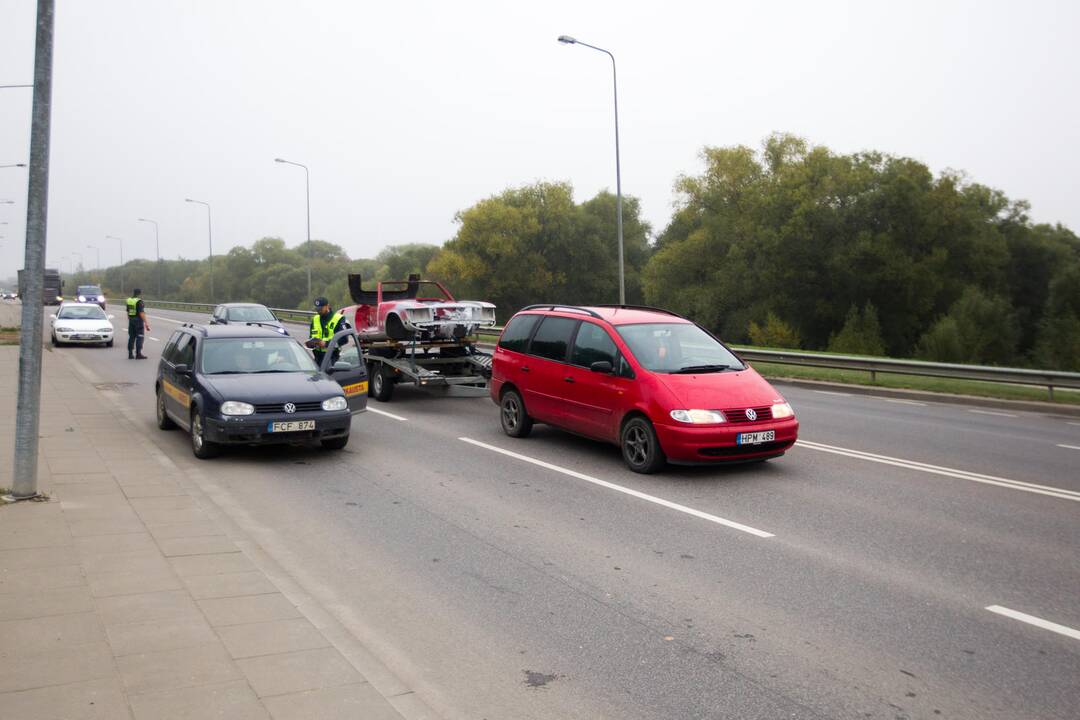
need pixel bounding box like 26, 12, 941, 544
274, 158, 285, 163
558, 35, 577, 44
184, 198, 194, 203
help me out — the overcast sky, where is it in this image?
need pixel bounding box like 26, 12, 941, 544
1, 0, 1077, 280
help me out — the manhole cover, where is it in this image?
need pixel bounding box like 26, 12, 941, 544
94, 382, 137, 391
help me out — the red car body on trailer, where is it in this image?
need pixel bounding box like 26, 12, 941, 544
341, 274, 496, 343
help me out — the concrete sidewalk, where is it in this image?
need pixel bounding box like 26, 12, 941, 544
0, 311, 423, 718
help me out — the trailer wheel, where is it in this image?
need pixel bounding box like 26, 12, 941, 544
370, 365, 395, 402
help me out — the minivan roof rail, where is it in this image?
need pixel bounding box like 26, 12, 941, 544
591, 304, 686, 319
520, 304, 602, 319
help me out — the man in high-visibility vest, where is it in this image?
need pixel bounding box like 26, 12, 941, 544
125, 288, 151, 359
308, 296, 348, 364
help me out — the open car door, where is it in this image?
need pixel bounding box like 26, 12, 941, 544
320, 330, 369, 414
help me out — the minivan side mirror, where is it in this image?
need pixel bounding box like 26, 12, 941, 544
174, 364, 191, 375
590, 360, 613, 374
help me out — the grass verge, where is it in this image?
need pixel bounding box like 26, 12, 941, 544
750, 361, 1080, 406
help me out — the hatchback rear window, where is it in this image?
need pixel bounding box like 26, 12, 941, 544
529, 316, 578, 362
498, 314, 540, 353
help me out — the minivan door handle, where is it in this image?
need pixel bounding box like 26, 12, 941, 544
520, 365, 530, 373
563, 376, 574, 383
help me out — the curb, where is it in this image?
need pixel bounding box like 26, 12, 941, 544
767, 376, 1080, 418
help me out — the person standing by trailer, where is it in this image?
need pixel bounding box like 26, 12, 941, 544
307, 296, 348, 365
125, 288, 150, 359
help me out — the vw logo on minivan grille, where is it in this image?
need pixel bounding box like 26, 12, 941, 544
745, 408, 757, 421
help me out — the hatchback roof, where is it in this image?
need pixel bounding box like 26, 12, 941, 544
181, 323, 290, 339
520, 304, 691, 326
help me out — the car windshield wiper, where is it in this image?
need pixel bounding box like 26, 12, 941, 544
250, 369, 298, 373
206, 370, 249, 375
671, 364, 731, 374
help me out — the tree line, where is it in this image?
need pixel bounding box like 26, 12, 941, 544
62, 133, 1080, 371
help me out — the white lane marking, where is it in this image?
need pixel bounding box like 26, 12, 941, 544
366, 407, 408, 422
148, 336, 161, 342
459, 437, 774, 538
985, 605, 1080, 641
875, 397, 927, 406
796, 439, 1080, 502
968, 409, 1017, 418
1058, 444, 1080, 451
147, 314, 184, 324
813, 390, 851, 397
1067, 422, 1080, 427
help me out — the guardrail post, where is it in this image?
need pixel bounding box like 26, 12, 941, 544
1048, 385, 1054, 402
870, 369, 876, 383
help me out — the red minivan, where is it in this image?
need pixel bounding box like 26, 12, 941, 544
490, 305, 798, 473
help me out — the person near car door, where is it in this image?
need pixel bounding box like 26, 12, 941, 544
308, 297, 349, 364
125, 288, 150, 359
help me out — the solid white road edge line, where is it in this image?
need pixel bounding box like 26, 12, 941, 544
985, 605, 1080, 641
366, 407, 409, 422
1057, 444, 1080, 451
796, 439, 1080, 502
968, 409, 1018, 418
459, 437, 774, 538
877, 397, 928, 406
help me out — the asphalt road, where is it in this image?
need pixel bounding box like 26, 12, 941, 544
43, 305, 1080, 719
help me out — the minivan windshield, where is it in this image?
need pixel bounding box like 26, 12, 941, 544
57, 305, 107, 320
226, 305, 276, 323
616, 323, 745, 373
200, 338, 318, 375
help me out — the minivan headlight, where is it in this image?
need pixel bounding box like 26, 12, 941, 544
220, 401, 255, 416
322, 396, 347, 411
670, 409, 726, 424
771, 402, 794, 419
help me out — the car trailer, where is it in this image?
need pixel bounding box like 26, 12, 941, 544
363, 339, 492, 401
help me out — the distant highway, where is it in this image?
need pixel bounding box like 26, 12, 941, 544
54, 305, 1080, 719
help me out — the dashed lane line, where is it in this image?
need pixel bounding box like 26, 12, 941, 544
985, 606, 1080, 642
459, 437, 774, 538
1058, 444, 1080, 451
796, 439, 1080, 502
812, 390, 851, 397
968, 409, 1018, 418
875, 397, 927, 406
366, 407, 409, 422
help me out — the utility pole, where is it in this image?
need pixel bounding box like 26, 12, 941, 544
11, 0, 55, 500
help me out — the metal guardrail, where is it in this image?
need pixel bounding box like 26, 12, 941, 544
132, 303, 1080, 401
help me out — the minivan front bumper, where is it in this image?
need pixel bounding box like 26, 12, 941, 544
655, 417, 799, 464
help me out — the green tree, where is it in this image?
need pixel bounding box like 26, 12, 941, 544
748, 313, 801, 349
828, 302, 885, 355
916, 287, 1019, 364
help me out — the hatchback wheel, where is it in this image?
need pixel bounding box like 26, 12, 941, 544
156, 388, 176, 430
190, 410, 219, 459
500, 389, 533, 438
621, 417, 665, 474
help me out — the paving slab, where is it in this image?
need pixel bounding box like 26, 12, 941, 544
0, 344, 416, 719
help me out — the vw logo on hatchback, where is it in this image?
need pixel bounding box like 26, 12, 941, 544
745, 408, 757, 421
284, 403, 296, 414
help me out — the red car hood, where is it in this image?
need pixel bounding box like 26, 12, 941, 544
654, 368, 786, 410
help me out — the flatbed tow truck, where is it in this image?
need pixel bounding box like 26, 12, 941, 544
341, 274, 496, 402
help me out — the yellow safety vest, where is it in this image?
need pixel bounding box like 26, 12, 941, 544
126, 297, 140, 317
310, 310, 344, 342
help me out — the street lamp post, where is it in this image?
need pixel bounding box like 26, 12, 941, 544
137, 218, 160, 297
274, 157, 312, 300
185, 198, 213, 300
558, 34, 625, 305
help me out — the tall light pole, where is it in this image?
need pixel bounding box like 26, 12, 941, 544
558, 34, 625, 304
185, 198, 213, 300
106, 234, 123, 294
138, 217, 160, 297
274, 157, 312, 299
